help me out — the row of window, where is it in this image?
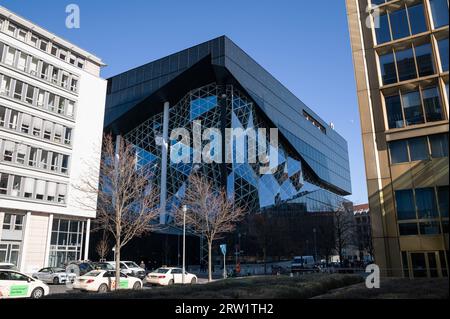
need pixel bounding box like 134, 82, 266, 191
0, 42, 79, 93
399, 220, 448, 236
0, 105, 73, 146
0, 138, 70, 175
0, 172, 67, 204
372, 0, 449, 30
50, 219, 84, 247
303, 110, 326, 134
2, 213, 23, 231
389, 133, 448, 164
395, 186, 448, 220
375, 2, 428, 45
0, 242, 20, 266
0, 16, 86, 69
385, 84, 446, 129
379, 39, 448, 86
0, 73, 76, 119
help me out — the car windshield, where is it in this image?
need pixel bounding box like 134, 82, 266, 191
154, 268, 169, 274
83, 271, 102, 277
124, 262, 139, 268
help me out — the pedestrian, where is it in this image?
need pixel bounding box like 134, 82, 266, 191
140, 260, 146, 270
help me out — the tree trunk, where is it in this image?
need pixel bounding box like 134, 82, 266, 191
115, 238, 121, 290
208, 241, 212, 282
263, 247, 267, 275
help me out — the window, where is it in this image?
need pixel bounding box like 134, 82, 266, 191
399, 223, 418, 235
389, 140, 409, 163
395, 189, 416, 220
47, 182, 56, 201
61, 155, 69, 174
386, 95, 404, 128
51, 45, 58, 56
429, 0, 449, 29
0, 106, 5, 126
13, 80, 23, 100
11, 176, 21, 197
0, 173, 8, 195
23, 177, 34, 198
402, 91, 424, 125
419, 221, 441, 235
414, 43, 435, 77
29, 57, 38, 76
35, 180, 45, 200
438, 186, 449, 217
30, 35, 38, 47
16, 144, 27, 165
50, 153, 59, 172
2, 214, 12, 230
40, 150, 49, 169
25, 85, 34, 104
17, 52, 27, 71
408, 137, 428, 161
14, 215, 23, 231
57, 184, 67, 203
407, 4, 427, 35
438, 38, 449, 72
0, 75, 12, 95
43, 121, 53, 140
39, 40, 48, 52
376, 14, 391, 44
40, 62, 49, 80
3, 141, 15, 161
396, 47, 417, 81
390, 8, 409, 40
17, 30, 27, 42
32, 117, 43, 137
22, 112, 32, 133
64, 128, 72, 145
379, 52, 398, 85
7, 23, 16, 36
28, 147, 38, 167
415, 188, 438, 219
4, 47, 15, 66
430, 134, 449, 158
422, 87, 443, 122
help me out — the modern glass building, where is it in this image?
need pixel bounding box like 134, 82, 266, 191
103, 36, 351, 260
346, 0, 448, 277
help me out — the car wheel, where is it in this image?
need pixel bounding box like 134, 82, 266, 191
168, 279, 174, 286
31, 288, 44, 299
133, 282, 141, 290
53, 277, 59, 285
190, 277, 197, 284
98, 284, 108, 293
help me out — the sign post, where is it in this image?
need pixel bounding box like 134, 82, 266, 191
220, 244, 227, 279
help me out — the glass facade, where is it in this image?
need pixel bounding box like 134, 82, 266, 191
124, 84, 347, 220
49, 218, 84, 267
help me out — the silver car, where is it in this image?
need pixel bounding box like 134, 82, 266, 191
32, 267, 76, 284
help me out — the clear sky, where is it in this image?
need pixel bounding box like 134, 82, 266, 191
1, 0, 368, 204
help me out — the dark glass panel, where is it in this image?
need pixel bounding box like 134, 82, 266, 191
395, 189, 416, 220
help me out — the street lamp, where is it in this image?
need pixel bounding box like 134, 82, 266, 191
313, 228, 317, 263
182, 205, 187, 284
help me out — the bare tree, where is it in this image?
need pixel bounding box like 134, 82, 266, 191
333, 203, 355, 267
75, 134, 159, 288
96, 238, 109, 261
174, 174, 247, 282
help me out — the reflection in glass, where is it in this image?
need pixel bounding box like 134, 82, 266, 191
402, 91, 424, 125
379, 52, 397, 85
390, 9, 410, 40
415, 188, 438, 219
396, 189, 416, 220
385, 95, 403, 128
414, 43, 435, 77
396, 47, 417, 81
408, 137, 428, 161
422, 87, 443, 122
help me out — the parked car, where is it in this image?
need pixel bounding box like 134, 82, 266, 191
32, 267, 76, 284
72, 270, 142, 293
106, 261, 145, 279
0, 263, 19, 271
291, 256, 317, 273
65, 260, 95, 277
0, 269, 49, 299
92, 262, 115, 271
145, 267, 197, 286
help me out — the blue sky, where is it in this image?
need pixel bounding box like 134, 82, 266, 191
1, 0, 368, 204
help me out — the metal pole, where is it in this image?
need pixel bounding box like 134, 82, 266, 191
313, 228, 317, 263
182, 205, 186, 284
223, 253, 226, 279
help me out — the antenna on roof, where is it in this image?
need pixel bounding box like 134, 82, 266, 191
330, 122, 335, 129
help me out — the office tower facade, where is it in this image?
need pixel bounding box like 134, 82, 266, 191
0, 6, 106, 273
346, 0, 448, 277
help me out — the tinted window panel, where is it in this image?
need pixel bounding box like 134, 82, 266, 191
390, 9, 410, 40
415, 43, 435, 77
390, 140, 409, 163
407, 4, 428, 35
386, 95, 404, 129
379, 52, 398, 85
419, 222, 441, 235
415, 188, 438, 219
429, 0, 449, 29
408, 137, 428, 161
396, 190, 416, 220
402, 91, 424, 125
399, 223, 418, 235
422, 87, 443, 122
376, 14, 391, 44
438, 38, 449, 72
438, 186, 449, 217
429, 134, 449, 158
396, 47, 417, 81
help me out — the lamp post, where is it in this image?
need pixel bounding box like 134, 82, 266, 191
313, 228, 317, 263
182, 205, 187, 284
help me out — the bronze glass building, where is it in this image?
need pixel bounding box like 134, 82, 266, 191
346, 0, 449, 277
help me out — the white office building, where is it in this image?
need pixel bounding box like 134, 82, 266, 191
0, 6, 106, 273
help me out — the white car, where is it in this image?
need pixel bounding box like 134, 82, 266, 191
106, 261, 146, 279
0, 269, 49, 299
32, 267, 76, 284
72, 270, 143, 293
145, 267, 197, 286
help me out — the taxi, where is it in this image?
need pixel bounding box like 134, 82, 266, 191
0, 269, 50, 299
72, 270, 142, 293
